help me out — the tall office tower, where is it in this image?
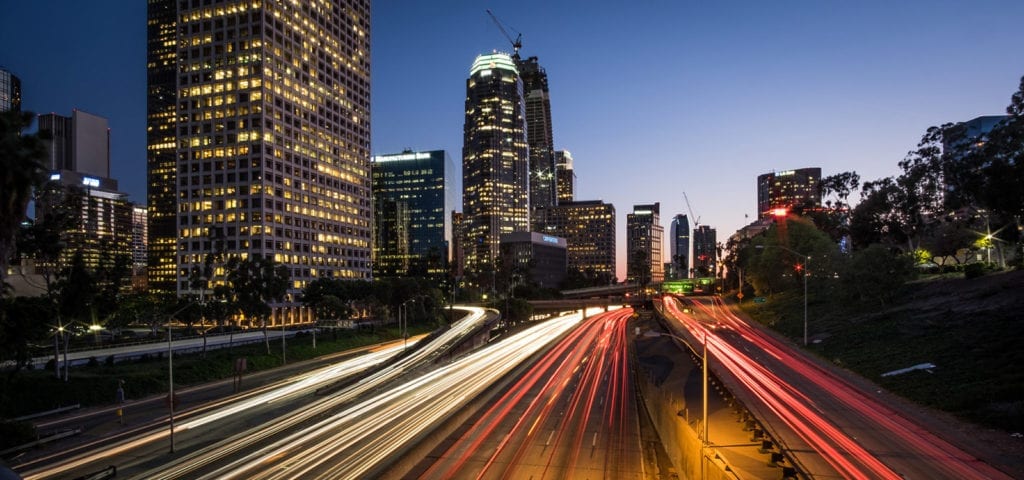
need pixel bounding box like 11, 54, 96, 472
555, 150, 575, 204
626, 203, 664, 285
38, 110, 111, 178
757, 168, 821, 219
371, 150, 453, 279
692, 225, 717, 277
132, 206, 149, 290
535, 200, 616, 285
146, 0, 178, 294
36, 110, 130, 274
462, 52, 529, 289
518, 56, 556, 228
451, 211, 464, 279
0, 67, 21, 112
669, 213, 689, 279
34, 174, 133, 274
148, 0, 373, 324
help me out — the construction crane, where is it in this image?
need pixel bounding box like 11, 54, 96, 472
486, 9, 522, 59
683, 191, 701, 228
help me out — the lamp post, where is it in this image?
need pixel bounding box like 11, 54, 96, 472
643, 329, 709, 480
164, 300, 200, 453
756, 244, 809, 346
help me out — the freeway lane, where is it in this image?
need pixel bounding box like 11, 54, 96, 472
665, 296, 1013, 480
415, 308, 649, 480
16, 307, 491, 480
133, 308, 599, 479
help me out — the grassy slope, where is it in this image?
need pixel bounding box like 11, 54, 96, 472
741, 270, 1024, 432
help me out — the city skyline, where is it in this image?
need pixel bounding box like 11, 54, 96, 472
3, 1, 1024, 280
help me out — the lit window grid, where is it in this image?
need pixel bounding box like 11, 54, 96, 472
158, 0, 371, 314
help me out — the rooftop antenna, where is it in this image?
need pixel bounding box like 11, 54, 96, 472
486, 9, 522, 60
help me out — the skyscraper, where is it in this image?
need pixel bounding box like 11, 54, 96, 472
462, 52, 529, 289
757, 168, 821, 219
535, 200, 616, 285
693, 225, 717, 277
518, 56, 556, 228
37, 110, 131, 274
555, 150, 575, 204
0, 67, 20, 112
38, 110, 110, 178
669, 214, 689, 279
626, 203, 664, 285
147, 0, 373, 325
371, 150, 453, 279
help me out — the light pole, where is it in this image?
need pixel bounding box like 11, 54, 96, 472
756, 244, 809, 346
643, 329, 709, 480
164, 300, 199, 453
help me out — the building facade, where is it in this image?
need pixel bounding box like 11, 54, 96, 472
371, 150, 453, 279
132, 205, 148, 290
462, 52, 529, 289
669, 213, 689, 279
451, 210, 464, 279
757, 168, 821, 219
534, 200, 615, 285
0, 67, 21, 112
34, 109, 131, 281
518, 56, 557, 228
499, 231, 567, 290
38, 110, 111, 178
555, 150, 575, 204
626, 203, 664, 285
147, 0, 373, 325
35, 172, 133, 276
693, 225, 717, 277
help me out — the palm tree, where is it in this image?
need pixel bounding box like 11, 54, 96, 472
0, 111, 48, 287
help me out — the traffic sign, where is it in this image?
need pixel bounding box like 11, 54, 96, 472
753, 297, 767, 303
736, 292, 744, 300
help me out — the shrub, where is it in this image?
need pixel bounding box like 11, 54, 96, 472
964, 262, 986, 279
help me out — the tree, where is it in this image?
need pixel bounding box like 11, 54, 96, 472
301, 278, 354, 323
225, 256, 289, 354
811, 171, 860, 243
838, 244, 915, 307
0, 296, 52, 379
742, 217, 838, 297
0, 111, 48, 288
55, 251, 97, 326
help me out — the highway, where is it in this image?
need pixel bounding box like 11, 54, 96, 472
15, 307, 492, 480
130, 307, 603, 479
662, 295, 1013, 480
411, 308, 652, 479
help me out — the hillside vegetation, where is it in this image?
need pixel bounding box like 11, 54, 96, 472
741, 270, 1024, 432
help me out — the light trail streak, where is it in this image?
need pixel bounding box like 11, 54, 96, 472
664, 297, 900, 480
137, 307, 600, 480
24, 307, 489, 480
419, 308, 638, 480
698, 297, 1012, 480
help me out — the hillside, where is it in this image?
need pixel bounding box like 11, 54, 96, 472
741, 270, 1024, 474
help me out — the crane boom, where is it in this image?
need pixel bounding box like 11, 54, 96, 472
683, 191, 700, 227
486, 9, 522, 58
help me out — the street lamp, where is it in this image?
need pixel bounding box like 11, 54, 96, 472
164, 300, 200, 453
755, 244, 809, 346
644, 329, 709, 480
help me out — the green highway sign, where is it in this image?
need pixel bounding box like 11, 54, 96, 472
753, 297, 767, 304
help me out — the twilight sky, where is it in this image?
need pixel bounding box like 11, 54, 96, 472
2, 1, 1023, 280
